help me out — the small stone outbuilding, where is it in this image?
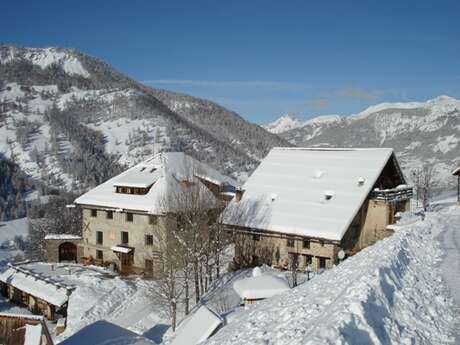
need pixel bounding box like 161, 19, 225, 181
45, 234, 83, 263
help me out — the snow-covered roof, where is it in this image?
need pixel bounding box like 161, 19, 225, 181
233, 274, 290, 300
59, 320, 157, 345
0, 313, 45, 321
111, 246, 132, 254
0, 267, 70, 307
170, 305, 223, 345
74, 152, 237, 213
44, 234, 82, 240
222, 147, 396, 241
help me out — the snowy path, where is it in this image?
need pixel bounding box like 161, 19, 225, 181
438, 206, 460, 344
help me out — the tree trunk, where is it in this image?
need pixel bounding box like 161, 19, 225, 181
184, 276, 190, 315
199, 263, 204, 295
216, 252, 220, 279
172, 300, 177, 332
194, 260, 200, 303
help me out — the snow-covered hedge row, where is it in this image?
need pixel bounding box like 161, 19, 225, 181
205, 210, 457, 345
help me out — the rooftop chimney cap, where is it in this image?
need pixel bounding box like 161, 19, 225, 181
323, 190, 335, 201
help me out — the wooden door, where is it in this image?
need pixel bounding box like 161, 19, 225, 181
59, 242, 77, 262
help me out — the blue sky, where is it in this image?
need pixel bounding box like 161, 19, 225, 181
2, 0, 460, 123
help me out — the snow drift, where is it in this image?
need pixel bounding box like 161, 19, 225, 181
205, 209, 458, 345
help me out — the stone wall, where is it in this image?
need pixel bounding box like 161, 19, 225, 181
234, 232, 338, 271
80, 207, 165, 273
233, 197, 411, 271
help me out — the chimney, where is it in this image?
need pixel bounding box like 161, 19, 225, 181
235, 187, 243, 202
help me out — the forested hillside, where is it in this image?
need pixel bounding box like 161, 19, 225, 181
0, 45, 290, 219
0, 155, 33, 220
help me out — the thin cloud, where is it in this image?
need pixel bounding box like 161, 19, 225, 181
141, 79, 305, 91
335, 87, 377, 101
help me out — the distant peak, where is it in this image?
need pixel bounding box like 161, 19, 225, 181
263, 113, 303, 134
428, 95, 458, 103
279, 113, 298, 120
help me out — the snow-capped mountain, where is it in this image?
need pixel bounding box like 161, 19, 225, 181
263, 113, 341, 134
0, 45, 290, 196
269, 97, 460, 188
262, 113, 304, 134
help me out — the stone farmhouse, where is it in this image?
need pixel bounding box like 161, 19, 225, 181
74, 152, 237, 274
222, 147, 412, 271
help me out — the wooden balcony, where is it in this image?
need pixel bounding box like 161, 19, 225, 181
370, 186, 413, 202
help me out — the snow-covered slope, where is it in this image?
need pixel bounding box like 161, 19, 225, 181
271, 97, 460, 188
205, 207, 459, 345
0, 45, 289, 197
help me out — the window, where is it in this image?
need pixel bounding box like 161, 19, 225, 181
319, 241, 325, 247
106, 211, 113, 219
149, 215, 158, 225
96, 231, 103, 245
287, 238, 295, 248
96, 250, 103, 261
252, 234, 260, 241
145, 235, 154, 246
304, 255, 312, 266
318, 257, 327, 269
126, 213, 133, 222
91, 209, 97, 217
302, 240, 310, 249
121, 231, 129, 245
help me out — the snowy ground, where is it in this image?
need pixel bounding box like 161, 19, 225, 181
2, 204, 460, 344
203, 206, 459, 345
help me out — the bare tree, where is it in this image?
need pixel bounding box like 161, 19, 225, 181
151, 161, 231, 322
288, 253, 299, 287
151, 215, 184, 332
412, 165, 437, 211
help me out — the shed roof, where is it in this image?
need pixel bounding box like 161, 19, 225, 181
222, 147, 399, 241
74, 152, 237, 213
59, 320, 156, 345
170, 306, 223, 345
44, 234, 82, 241
0, 267, 70, 307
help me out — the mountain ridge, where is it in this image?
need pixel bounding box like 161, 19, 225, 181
266, 96, 460, 187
